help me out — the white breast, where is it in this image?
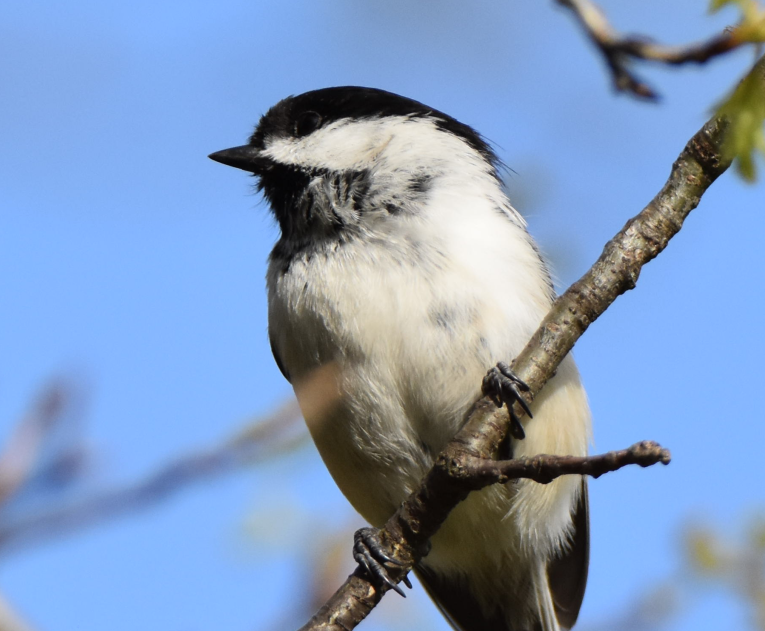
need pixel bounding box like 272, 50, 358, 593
265, 180, 584, 528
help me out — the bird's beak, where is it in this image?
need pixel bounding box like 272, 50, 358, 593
208, 145, 271, 173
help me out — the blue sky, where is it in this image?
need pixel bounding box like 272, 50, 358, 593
1, 1, 763, 630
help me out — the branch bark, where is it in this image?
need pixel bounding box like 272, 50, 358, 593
460, 440, 671, 486
298, 54, 765, 631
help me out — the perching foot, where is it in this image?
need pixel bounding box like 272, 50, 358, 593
482, 361, 533, 441
353, 527, 412, 597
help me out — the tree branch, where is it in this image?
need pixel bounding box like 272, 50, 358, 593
298, 54, 765, 631
458, 441, 671, 486
299, 439, 670, 631
557, 0, 753, 100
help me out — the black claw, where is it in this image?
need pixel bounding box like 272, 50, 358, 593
482, 362, 533, 442
508, 409, 526, 441
354, 528, 404, 565
387, 577, 407, 597
353, 527, 410, 597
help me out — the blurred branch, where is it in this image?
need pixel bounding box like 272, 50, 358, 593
0, 591, 36, 631
0, 398, 304, 555
556, 0, 765, 100
297, 54, 761, 631
0, 380, 78, 507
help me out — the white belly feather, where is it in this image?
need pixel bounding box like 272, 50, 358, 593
267, 194, 591, 568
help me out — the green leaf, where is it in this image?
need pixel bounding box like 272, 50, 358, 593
715, 60, 765, 182
709, 0, 739, 10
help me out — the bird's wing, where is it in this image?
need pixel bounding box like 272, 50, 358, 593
414, 564, 519, 631
414, 479, 589, 631
547, 478, 590, 630
269, 329, 291, 383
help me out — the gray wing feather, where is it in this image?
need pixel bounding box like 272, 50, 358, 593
269, 330, 291, 383
414, 565, 523, 631
547, 479, 590, 630
414, 479, 589, 631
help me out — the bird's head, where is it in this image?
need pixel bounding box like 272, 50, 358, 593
210, 87, 500, 248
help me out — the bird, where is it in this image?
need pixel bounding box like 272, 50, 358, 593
209, 86, 592, 631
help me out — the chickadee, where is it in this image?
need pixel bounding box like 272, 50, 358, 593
210, 87, 592, 631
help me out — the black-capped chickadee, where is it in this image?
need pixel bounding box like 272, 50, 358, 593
210, 87, 592, 631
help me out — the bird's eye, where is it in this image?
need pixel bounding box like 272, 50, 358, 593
294, 111, 323, 138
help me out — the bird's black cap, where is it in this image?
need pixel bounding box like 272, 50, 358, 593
209, 86, 496, 167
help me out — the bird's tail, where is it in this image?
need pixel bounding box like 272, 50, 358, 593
532, 561, 562, 631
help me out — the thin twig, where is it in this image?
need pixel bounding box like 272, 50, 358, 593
461, 441, 671, 486
557, 0, 748, 99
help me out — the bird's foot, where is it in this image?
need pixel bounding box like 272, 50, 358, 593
353, 527, 412, 597
482, 361, 533, 441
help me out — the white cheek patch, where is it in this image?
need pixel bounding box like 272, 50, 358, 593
262, 116, 447, 173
